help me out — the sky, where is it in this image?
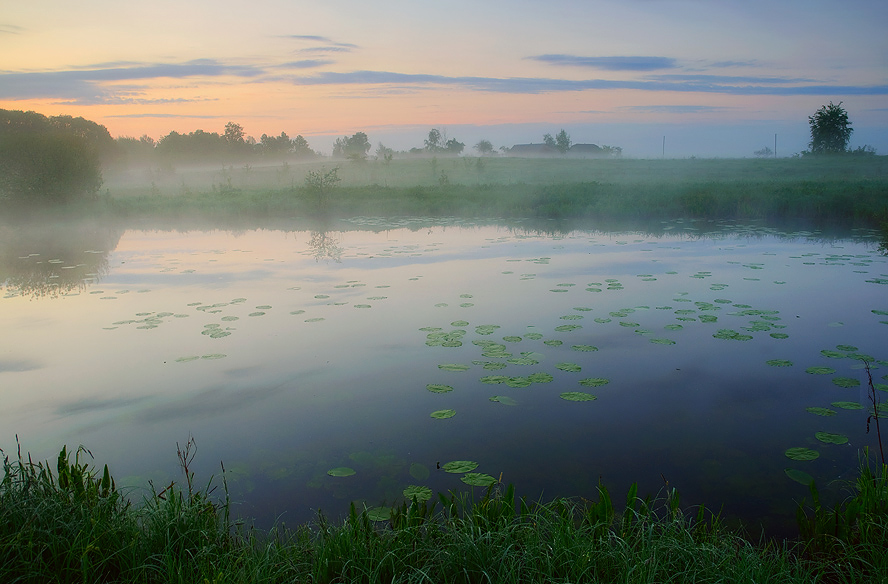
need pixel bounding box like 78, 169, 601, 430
1, 0, 886, 158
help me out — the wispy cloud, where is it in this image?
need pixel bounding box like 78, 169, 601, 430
288, 70, 888, 96
282, 34, 357, 49
649, 73, 818, 84
273, 59, 335, 69
621, 105, 732, 114
107, 113, 222, 118
0, 24, 24, 35
529, 55, 678, 71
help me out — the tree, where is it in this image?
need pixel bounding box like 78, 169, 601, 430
344, 132, 371, 161
474, 139, 494, 155
375, 142, 394, 164
555, 129, 571, 154
224, 122, 245, 146
444, 138, 465, 155
424, 129, 443, 152
808, 102, 852, 154
291, 135, 315, 158
753, 146, 774, 158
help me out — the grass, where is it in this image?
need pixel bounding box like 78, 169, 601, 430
2, 439, 886, 583
5, 155, 879, 231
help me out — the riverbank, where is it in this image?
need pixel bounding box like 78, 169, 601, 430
2, 444, 885, 583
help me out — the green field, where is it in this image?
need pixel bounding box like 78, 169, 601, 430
92, 156, 888, 229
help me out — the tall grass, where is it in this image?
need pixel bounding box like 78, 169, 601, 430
2, 439, 886, 583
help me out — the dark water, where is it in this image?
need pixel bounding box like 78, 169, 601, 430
1, 218, 885, 536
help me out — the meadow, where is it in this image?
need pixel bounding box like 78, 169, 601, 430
95, 155, 888, 230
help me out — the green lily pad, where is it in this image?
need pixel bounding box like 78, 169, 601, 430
327, 467, 356, 477
524, 332, 544, 340
442, 461, 478, 473
426, 384, 453, 394
489, 395, 518, 406
503, 336, 523, 342
403, 485, 433, 502
785, 468, 814, 486
579, 378, 609, 387
201, 354, 226, 360
699, 315, 718, 324
409, 464, 430, 481
555, 363, 582, 373
560, 392, 597, 402
664, 324, 683, 331
832, 377, 860, 388
507, 357, 538, 366
430, 409, 456, 419
554, 324, 582, 332
805, 407, 836, 416
806, 366, 836, 375
354, 304, 372, 309
572, 345, 598, 352
713, 329, 753, 341
836, 344, 858, 351
438, 364, 470, 372
480, 375, 509, 384
528, 372, 554, 383
221, 316, 239, 322
560, 315, 583, 320
505, 377, 532, 388
594, 318, 611, 324
175, 356, 201, 363
770, 333, 789, 339
256, 305, 272, 310
366, 507, 391, 521
650, 338, 676, 345
248, 311, 266, 317
543, 340, 563, 347
766, 360, 793, 367
820, 350, 845, 359
475, 325, 500, 335
305, 317, 325, 322
461, 473, 498, 487
451, 320, 470, 327
785, 448, 819, 461
815, 432, 849, 445
831, 401, 863, 410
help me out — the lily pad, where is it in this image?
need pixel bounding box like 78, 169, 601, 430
201, 354, 226, 360
503, 336, 522, 342
327, 467, 356, 477
815, 432, 849, 445
543, 340, 563, 347
806, 366, 836, 375
650, 338, 676, 345
480, 375, 509, 384
831, 401, 863, 410
785, 448, 819, 461
489, 395, 518, 406
409, 464, 430, 481
366, 507, 392, 521
461, 473, 498, 487
572, 345, 598, 352
560, 392, 597, 402
713, 329, 753, 341
175, 356, 201, 363
438, 364, 470, 372
442, 461, 478, 473
805, 407, 836, 416
820, 350, 845, 359
430, 409, 456, 419
555, 363, 582, 373
836, 344, 858, 352
766, 360, 793, 367
451, 320, 470, 327
505, 377, 532, 388
832, 377, 860, 388
554, 324, 582, 332
785, 468, 814, 486
426, 384, 454, 394
403, 485, 433, 502
579, 378, 609, 387
528, 372, 554, 383
475, 325, 500, 335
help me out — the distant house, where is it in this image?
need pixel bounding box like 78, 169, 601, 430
506, 143, 557, 156
568, 143, 604, 157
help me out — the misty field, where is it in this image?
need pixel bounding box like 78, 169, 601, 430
93, 156, 888, 229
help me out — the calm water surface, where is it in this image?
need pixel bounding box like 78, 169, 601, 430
1, 219, 886, 535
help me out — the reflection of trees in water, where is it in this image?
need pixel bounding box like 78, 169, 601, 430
0, 221, 122, 299
308, 231, 343, 263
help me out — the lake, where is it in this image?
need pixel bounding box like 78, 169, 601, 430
1, 217, 886, 535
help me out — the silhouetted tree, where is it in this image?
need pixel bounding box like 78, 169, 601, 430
334, 132, 370, 161
543, 130, 572, 154
808, 102, 852, 154
753, 146, 774, 158
444, 138, 465, 155
474, 139, 494, 155
0, 109, 104, 205
425, 129, 443, 152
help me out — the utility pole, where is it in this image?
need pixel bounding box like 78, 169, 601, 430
662, 136, 665, 158
774, 133, 778, 158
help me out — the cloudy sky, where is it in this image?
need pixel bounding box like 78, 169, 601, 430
1, 0, 886, 157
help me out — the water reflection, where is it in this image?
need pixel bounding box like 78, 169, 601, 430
0, 221, 121, 299
308, 230, 343, 263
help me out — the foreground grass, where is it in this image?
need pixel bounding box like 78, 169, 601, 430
2, 444, 886, 584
